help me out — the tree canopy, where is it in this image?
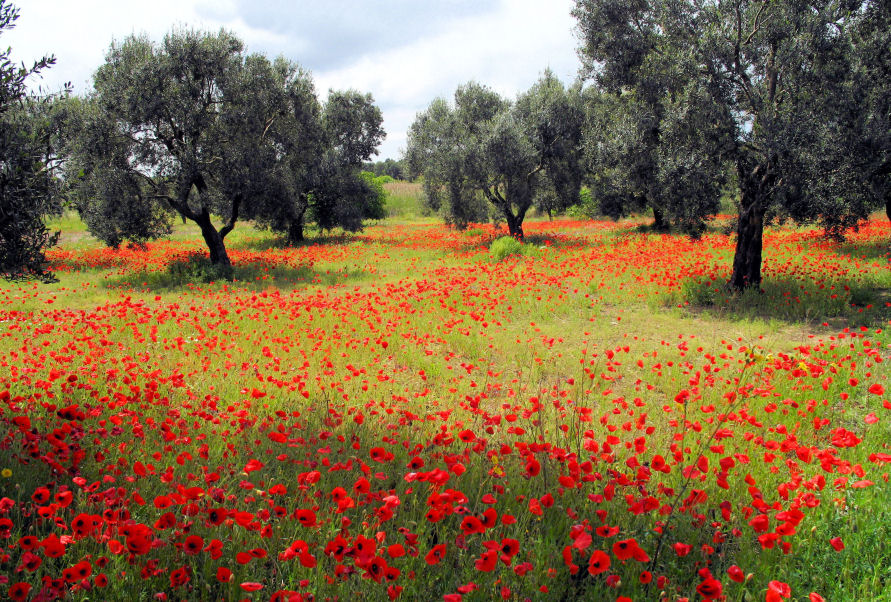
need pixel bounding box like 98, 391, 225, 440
0, 0, 64, 282
574, 0, 889, 289
405, 71, 585, 239
249, 88, 386, 244
66, 28, 385, 271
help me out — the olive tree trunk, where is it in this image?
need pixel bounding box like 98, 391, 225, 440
652, 206, 668, 232
504, 211, 525, 240
194, 210, 232, 270
729, 162, 771, 291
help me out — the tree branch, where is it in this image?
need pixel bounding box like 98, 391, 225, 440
219, 194, 241, 239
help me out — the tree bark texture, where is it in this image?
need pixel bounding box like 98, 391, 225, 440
504, 209, 525, 240
194, 210, 232, 270
287, 205, 308, 245
729, 162, 771, 291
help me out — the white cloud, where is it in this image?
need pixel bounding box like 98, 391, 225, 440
5, 0, 581, 159
315, 0, 580, 158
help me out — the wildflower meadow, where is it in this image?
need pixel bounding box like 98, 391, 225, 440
1, 214, 889, 601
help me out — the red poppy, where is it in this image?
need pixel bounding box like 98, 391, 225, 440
216, 567, 232, 583
8, 582, 32, 602
474, 550, 497, 572
425, 544, 447, 565
170, 566, 190, 588
611, 539, 638, 560
460, 515, 484, 536
295, 509, 317, 527
183, 535, 204, 554
588, 550, 610, 575
697, 577, 723, 599
766, 580, 792, 602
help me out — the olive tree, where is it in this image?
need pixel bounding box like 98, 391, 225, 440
277, 89, 386, 244
67, 29, 278, 270
574, 0, 887, 289
0, 0, 64, 282
67, 29, 386, 268
406, 72, 585, 239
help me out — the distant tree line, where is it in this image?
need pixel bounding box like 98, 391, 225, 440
363, 158, 406, 181
406, 71, 585, 239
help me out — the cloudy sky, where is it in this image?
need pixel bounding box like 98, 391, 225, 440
5, 0, 582, 160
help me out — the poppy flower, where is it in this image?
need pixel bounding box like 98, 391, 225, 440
20, 551, 41, 572
474, 550, 497, 572
588, 550, 610, 575
673, 542, 693, 557
387, 543, 406, 558
697, 577, 722, 599
170, 567, 190, 588
611, 538, 639, 560
295, 509, 317, 527
216, 567, 232, 583
183, 535, 204, 554
365, 556, 388, 583
460, 515, 484, 536
425, 544, 447, 565
8, 583, 31, 602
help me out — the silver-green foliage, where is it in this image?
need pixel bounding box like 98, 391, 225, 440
574, 0, 889, 289
406, 71, 585, 239
0, 0, 64, 281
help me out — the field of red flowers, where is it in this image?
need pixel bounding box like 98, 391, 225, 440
1, 217, 889, 601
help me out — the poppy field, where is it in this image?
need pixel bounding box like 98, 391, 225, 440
1, 215, 890, 601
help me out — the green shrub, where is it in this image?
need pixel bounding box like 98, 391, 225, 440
681, 276, 719, 306
489, 236, 538, 262
567, 186, 599, 219
166, 253, 233, 283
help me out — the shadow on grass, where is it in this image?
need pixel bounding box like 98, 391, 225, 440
449, 229, 593, 254
666, 273, 891, 329
827, 239, 891, 264
101, 260, 373, 293
232, 232, 361, 252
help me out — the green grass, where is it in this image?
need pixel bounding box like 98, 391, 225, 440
382, 181, 430, 220
1, 212, 889, 601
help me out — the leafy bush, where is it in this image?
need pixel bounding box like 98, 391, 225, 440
681, 276, 719, 306
166, 252, 233, 283
567, 186, 599, 219
489, 236, 538, 261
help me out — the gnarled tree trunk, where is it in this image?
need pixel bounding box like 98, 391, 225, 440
287, 217, 305, 245
504, 211, 525, 240
194, 210, 232, 270
287, 198, 309, 245
729, 162, 771, 290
